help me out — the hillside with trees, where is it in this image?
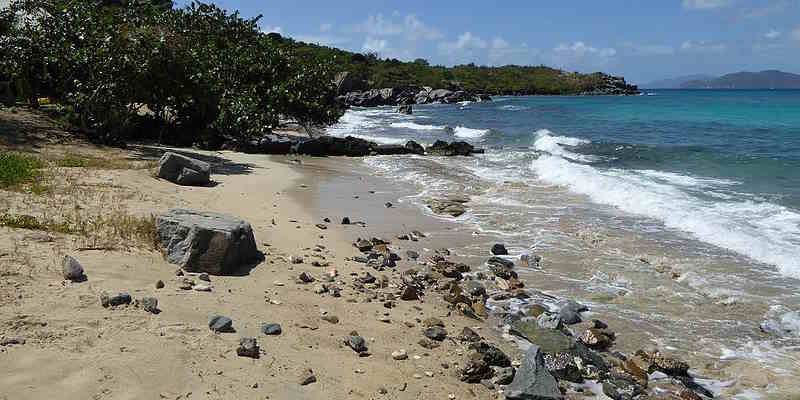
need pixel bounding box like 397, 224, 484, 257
268, 34, 638, 96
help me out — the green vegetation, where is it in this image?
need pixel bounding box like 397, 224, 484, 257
0, 211, 158, 248
271, 35, 616, 95
0, 0, 343, 146
0, 152, 42, 189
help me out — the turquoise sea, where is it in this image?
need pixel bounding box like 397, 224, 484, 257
327, 90, 800, 397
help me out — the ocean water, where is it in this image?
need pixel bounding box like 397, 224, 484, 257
327, 90, 800, 396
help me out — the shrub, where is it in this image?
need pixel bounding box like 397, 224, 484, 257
0, 152, 42, 189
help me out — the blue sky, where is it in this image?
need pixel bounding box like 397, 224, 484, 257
165, 1, 799, 83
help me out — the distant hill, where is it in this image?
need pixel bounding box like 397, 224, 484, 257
642, 74, 715, 89
680, 70, 800, 89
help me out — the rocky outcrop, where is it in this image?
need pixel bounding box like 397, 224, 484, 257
333, 71, 367, 95
238, 134, 295, 154
156, 209, 259, 275
505, 345, 562, 400
426, 140, 483, 156
293, 136, 375, 157
398, 105, 412, 114
337, 86, 490, 107
580, 74, 639, 95
157, 152, 211, 186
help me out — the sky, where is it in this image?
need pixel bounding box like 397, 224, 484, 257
4, 0, 798, 84
204, 0, 800, 84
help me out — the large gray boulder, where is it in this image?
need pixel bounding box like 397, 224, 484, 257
157, 152, 211, 186
505, 345, 562, 400
156, 209, 259, 275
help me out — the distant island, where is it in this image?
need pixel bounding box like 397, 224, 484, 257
644, 70, 800, 89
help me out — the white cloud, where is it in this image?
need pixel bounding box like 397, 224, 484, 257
680, 40, 726, 52
682, 0, 733, 10
262, 25, 282, 34
554, 41, 616, 58
320, 23, 333, 32
744, 1, 789, 18
439, 31, 488, 54
793, 27, 800, 41
488, 37, 533, 65
403, 15, 443, 40
764, 29, 781, 39
362, 37, 389, 53
356, 13, 441, 41
549, 41, 617, 70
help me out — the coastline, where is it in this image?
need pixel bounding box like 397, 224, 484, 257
1, 108, 797, 399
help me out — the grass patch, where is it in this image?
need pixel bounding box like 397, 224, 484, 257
0, 211, 158, 249
53, 153, 157, 170
0, 213, 73, 234
0, 152, 43, 189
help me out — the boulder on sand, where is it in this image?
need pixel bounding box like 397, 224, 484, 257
156, 209, 259, 275
505, 345, 562, 400
157, 152, 211, 186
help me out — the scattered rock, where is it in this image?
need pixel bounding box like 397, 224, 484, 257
209, 315, 234, 333
392, 349, 408, 360
155, 280, 165, 289
315, 223, 328, 230
557, 300, 587, 325
406, 250, 420, 260
237, 337, 259, 358
344, 332, 368, 354
298, 272, 314, 283
491, 244, 508, 256
198, 273, 210, 282
601, 373, 644, 400
635, 349, 689, 377
193, 284, 212, 292
62, 255, 86, 282
459, 327, 482, 342
385, 202, 393, 208
157, 152, 211, 186
418, 338, 441, 349
156, 209, 259, 275
140, 297, 159, 314
400, 285, 421, 301
100, 292, 132, 308
321, 315, 339, 324
537, 313, 563, 330
425, 198, 468, 217
463, 280, 486, 297
0, 337, 25, 346
355, 239, 373, 252
261, 323, 282, 335
423, 317, 445, 328
424, 326, 448, 341
578, 328, 615, 350
470, 341, 511, 367
459, 352, 493, 383
505, 345, 562, 400
341, 217, 351, 225
298, 369, 317, 385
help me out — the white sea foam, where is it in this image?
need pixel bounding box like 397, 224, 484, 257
453, 126, 489, 139
390, 121, 445, 130
532, 129, 594, 162
345, 134, 407, 145
637, 169, 740, 188
499, 105, 530, 111
529, 136, 800, 278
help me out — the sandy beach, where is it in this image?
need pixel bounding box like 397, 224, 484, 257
0, 110, 516, 400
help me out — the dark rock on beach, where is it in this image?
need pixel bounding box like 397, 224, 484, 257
62, 255, 86, 282
156, 209, 259, 275
157, 152, 211, 186
426, 140, 481, 156
100, 292, 132, 308
505, 345, 562, 400
209, 315, 234, 333
261, 323, 282, 335
237, 337, 259, 358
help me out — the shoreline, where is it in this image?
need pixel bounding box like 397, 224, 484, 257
1, 108, 795, 399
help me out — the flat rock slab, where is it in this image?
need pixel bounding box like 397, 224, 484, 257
157, 152, 211, 186
156, 209, 259, 275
